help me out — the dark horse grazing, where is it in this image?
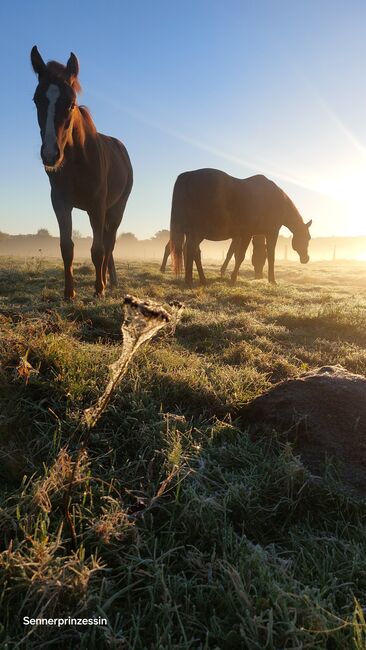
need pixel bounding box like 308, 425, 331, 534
31, 46, 133, 298
170, 169, 311, 286
160, 236, 267, 280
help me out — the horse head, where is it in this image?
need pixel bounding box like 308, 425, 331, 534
31, 46, 80, 171
292, 219, 312, 264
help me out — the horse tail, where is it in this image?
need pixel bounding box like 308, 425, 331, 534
169, 177, 185, 275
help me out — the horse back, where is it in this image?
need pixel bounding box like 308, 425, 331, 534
171, 169, 237, 238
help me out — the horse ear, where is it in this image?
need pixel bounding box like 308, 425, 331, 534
66, 52, 79, 81
31, 46, 46, 77
306, 219, 312, 228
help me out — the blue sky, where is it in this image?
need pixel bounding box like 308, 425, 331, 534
1, 0, 366, 238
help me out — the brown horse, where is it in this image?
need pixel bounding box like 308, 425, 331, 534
170, 169, 311, 286
161, 236, 267, 280
31, 46, 133, 298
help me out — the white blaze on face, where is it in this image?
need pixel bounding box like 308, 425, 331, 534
43, 84, 60, 162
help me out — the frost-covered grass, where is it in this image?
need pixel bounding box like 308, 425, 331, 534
0, 257, 366, 648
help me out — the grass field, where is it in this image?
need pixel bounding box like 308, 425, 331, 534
1, 256, 366, 649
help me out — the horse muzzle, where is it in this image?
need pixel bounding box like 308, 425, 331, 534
41, 144, 61, 168
300, 255, 310, 264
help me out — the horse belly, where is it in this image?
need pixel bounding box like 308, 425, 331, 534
73, 179, 103, 211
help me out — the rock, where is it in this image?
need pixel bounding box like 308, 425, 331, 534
239, 365, 366, 496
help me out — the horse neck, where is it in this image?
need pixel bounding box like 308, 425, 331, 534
282, 198, 304, 234
69, 106, 96, 152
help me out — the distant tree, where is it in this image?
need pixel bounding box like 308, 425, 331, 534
36, 228, 51, 237
0, 231, 9, 240
72, 229, 83, 239
118, 232, 138, 242
151, 229, 170, 241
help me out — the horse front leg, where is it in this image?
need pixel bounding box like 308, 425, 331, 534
185, 237, 196, 287
88, 207, 106, 296
266, 232, 278, 284
252, 235, 267, 279
230, 235, 251, 284
51, 190, 75, 300
183, 241, 187, 270
194, 246, 207, 285
221, 239, 236, 277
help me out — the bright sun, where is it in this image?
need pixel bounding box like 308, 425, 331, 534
315, 167, 366, 236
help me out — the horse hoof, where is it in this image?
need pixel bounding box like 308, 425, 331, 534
64, 291, 75, 301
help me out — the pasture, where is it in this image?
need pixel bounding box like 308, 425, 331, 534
1, 256, 366, 649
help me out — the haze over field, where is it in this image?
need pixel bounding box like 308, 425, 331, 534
2, 229, 366, 262
1, 1, 366, 242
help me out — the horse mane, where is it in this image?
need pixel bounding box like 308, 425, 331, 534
282, 190, 305, 230
78, 106, 97, 134
46, 60, 82, 94
70, 105, 97, 147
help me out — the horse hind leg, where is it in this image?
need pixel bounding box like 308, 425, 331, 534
160, 242, 171, 273
103, 198, 128, 290
88, 205, 107, 296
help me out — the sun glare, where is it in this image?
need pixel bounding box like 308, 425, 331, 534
312, 167, 366, 236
